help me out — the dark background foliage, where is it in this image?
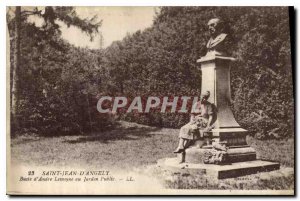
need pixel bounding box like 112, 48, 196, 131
8, 7, 293, 139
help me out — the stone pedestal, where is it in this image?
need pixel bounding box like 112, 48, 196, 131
197, 55, 245, 138
157, 54, 280, 179
169, 54, 280, 178
180, 54, 257, 164
157, 158, 280, 179
180, 145, 256, 164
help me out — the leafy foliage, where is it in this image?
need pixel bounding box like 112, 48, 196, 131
9, 7, 293, 139
102, 7, 293, 139
8, 7, 110, 136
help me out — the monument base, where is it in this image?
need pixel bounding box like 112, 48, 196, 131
180, 145, 257, 164
157, 157, 280, 179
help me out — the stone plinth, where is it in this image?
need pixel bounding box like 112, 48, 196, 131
197, 55, 246, 138
197, 55, 239, 131
157, 54, 280, 179
180, 145, 256, 164
180, 54, 258, 165
158, 157, 280, 179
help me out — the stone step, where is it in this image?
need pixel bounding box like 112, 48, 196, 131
180, 146, 256, 164
157, 157, 280, 179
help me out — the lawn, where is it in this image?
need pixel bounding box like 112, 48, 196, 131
11, 121, 179, 170
10, 121, 294, 191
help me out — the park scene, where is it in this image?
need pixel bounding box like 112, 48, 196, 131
7, 7, 294, 193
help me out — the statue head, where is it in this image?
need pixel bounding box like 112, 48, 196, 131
201, 91, 210, 103
207, 18, 223, 38
205, 18, 229, 56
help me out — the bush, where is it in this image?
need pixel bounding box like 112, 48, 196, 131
103, 7, 294, 139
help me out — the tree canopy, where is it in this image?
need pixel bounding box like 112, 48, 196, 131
8, 7, 293, 139
101, 7, 293, 139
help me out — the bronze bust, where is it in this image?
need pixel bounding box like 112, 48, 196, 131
205, 18, 230, 56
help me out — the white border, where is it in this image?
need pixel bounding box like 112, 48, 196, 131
1, 1, 298, 200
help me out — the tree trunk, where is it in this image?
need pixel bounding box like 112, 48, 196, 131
7, 20, 11, 136
11, 6, 21, 131
86, 93, 93, 133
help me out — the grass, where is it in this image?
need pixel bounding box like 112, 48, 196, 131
11, 121, 179, 170
11, 121, 294, 190
148, 166, 294, 190
247, 136, 294, 167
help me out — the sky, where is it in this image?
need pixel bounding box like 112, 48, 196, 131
59, 7, 157, 49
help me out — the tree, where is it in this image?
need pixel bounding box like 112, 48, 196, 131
11, 6, 21, 131
8, 6, 102, 135
102, 7, 293, 138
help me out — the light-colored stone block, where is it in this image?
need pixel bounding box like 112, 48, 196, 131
158, 157, 280, 179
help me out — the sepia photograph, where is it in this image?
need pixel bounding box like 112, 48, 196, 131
6, 6, 295, 195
